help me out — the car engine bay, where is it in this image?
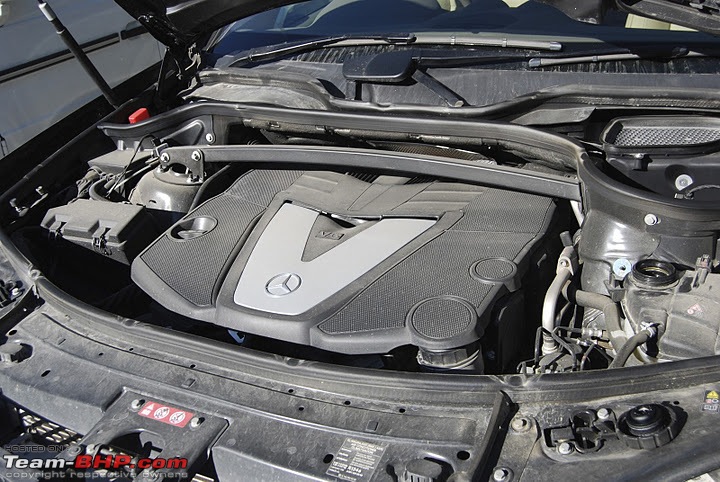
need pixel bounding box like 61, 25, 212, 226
6, 103, 720, 376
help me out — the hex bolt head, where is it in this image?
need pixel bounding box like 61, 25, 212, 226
191, 150, 202, 162
130, 399, 144, 410
644, 214, 659, 226
205, 133, 215, 144
557, 442, 574, 455
190, 416, 204, 428
492, 467, 513, 482
597, 408, 612, 420
510, 417, 530, 432
160, 153, 170, 163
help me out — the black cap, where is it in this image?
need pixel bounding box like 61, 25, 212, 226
618, 403, 681, 450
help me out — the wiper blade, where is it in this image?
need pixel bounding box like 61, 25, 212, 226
231, 33, 417, 66
528, 45, 704, 67
230, 33, 563, 67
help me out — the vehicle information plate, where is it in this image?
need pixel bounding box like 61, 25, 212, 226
325, 438, 386, 482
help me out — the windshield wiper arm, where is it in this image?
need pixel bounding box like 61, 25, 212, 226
230, 33, 563, 67
528, 45, 703, 67
230, 33, 417, 66
411, 33, 562, 52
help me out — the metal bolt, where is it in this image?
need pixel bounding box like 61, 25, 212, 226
597, 408, 611, 420
130, 399, 144, 410
557, 442, 574, 455
674, 174, 694, 191
205, 133, 215, 144
511, 417, 530, 432
10, 287, 23, 298
191, 150, 202, 162
612, 258, 633, 278
644, 214, 659, 226
66, 445, 82, 456
160, 153, 170, 163
492, 467, 512, 482
190, 416, 204, 428
559, 259, 570, 268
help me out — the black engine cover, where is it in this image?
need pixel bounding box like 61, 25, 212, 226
132, 170, 556, 354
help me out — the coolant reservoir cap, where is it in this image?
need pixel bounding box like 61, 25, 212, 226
618, 403, 681, 450
626, 404, 665, 433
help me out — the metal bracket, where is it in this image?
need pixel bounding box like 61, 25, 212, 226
55, 391, 227, 480
157, 147, 205, 183
556, 245, 578, 276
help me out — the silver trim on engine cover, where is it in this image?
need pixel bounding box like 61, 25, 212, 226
233, 203, 435, 315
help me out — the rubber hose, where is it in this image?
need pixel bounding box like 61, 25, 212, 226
609, 330, 651, 368
564, 286, 628, 357
188, 165, 233, 211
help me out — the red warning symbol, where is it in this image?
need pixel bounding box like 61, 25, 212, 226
140, 403, 155, 416
137, 400, 194, 428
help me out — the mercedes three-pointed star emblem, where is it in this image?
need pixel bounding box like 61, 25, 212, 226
265, 273, 302, 296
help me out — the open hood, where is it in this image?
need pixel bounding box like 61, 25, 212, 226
113, 0, 307, 53
115, 0, 720, 54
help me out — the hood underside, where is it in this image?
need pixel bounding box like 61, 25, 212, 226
114, 0, 720, 54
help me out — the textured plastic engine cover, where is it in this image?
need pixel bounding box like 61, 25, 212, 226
132, 170, 556, 354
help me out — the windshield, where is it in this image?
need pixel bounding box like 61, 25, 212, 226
212, 0, 719, 57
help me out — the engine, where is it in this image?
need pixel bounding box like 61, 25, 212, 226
130, 169, 557, 370
27, 113, 720, 375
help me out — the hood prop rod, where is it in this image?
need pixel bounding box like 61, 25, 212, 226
37, 0, 120, 108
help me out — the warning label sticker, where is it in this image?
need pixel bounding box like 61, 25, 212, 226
325, 438, 386, 482
137, 400, 194, 428
703, 389, 720, 413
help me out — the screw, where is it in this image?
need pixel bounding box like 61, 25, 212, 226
191, 150, 202, 162
205, 133, 215, 144
160, 153, 170, 163
190, 416, 204, 428
511, 417, 530, 432
674, 174, 694, 191
612, 258, 633, 278
492, 467, 512, 482
10, 287, 22, 298
559, 259, 570, 268
66, 445, 82, 456
644, 214, 659, 226
557, 442, 574, 455
130, 399, 144, 410
597, 408, 612, 420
